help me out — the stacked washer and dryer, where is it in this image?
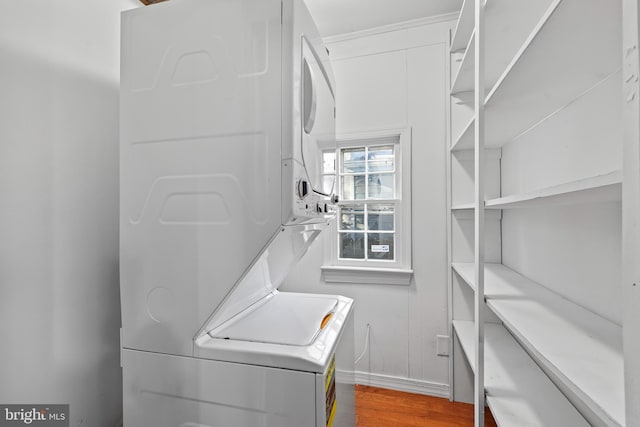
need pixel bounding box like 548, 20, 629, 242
119, 0, 355, 425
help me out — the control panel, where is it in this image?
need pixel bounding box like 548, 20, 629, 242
294, 177, 333, 219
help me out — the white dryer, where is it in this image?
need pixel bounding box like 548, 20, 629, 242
119, 0, 354, 426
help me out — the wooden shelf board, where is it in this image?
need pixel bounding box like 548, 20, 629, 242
451, 203, 475, 211
450, 0, 474, 53
485, 170, 623, 209
451, 117, 474, 152
453, 321, 589, 426
452, 262, 476, 291
451, 31, 475, 95
454, 262, 625, 426
453, 320, 476, 373
484, 0, 621, 147
450, 171, 621, 211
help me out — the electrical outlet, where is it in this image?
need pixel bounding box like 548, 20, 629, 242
436, 335, 450, 356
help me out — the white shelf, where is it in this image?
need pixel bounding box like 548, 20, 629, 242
454, 320, 476, 372
452, 263, 625, 427
451, 117, 474, 151
450, 171, 621, 210
451, 203, 475, 211
484, 0, 621, 147
452, 262, 475, 289
450, 32, 475, 95
450, 0, 556, 98
450, 0, 474, 53
453, 321, 589, 427
485, 170, 622, 209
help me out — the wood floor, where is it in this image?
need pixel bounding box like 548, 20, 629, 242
355, 385, 498, 427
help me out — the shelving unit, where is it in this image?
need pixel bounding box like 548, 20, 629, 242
447, 0, 626, 426
451, 0, 556, 100
451, 0, 620, 150
453, 320, 589, 426
453, 263, 625, 426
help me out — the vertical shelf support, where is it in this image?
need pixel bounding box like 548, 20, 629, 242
445, 26, 456, 403
622, 0, 640, 425
473, 0, 486, 426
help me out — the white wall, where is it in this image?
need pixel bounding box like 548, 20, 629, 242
0, 1, 138, 425
500, 68, 623, 325
281, 19, 455, 395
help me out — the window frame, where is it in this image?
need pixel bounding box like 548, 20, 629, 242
322, 127, 413, 285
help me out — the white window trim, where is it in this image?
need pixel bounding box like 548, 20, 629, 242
322, 127, 413, 285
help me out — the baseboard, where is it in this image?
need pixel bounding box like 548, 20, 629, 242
338, 370, 449, 398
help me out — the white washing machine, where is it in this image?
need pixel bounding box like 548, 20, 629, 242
119, 0, 354, 426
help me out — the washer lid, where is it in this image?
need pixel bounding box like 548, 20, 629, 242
199, 223, 328, 336
209, 292, 338, 346
195, 293, 354, 373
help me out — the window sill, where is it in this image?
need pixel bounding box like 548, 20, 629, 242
321, 266, 413, 286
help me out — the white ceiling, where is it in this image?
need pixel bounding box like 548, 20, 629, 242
304, 0, 463, 37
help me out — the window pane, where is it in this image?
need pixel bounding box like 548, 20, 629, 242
368, 146, 394, 172
367, 174, 394, 199
322, 175, 335, 195
323, 152, 336, 174
342, 175, 366, 200
340, 206, 365, 231
340, 232, 365, 259
367, 233, 394, 260
341, 148, 366, 173
368, 205, 394, 231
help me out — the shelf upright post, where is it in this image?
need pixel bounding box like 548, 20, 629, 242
473, 0, 486, 426
445, 25, 455, 403
622, 0, 640, 425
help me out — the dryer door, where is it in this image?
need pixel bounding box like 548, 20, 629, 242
300, 37, 336, 198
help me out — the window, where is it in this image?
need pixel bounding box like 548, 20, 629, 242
338, 146, 396, 261
322, 128, 412, 285
321, 151, 337, 196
